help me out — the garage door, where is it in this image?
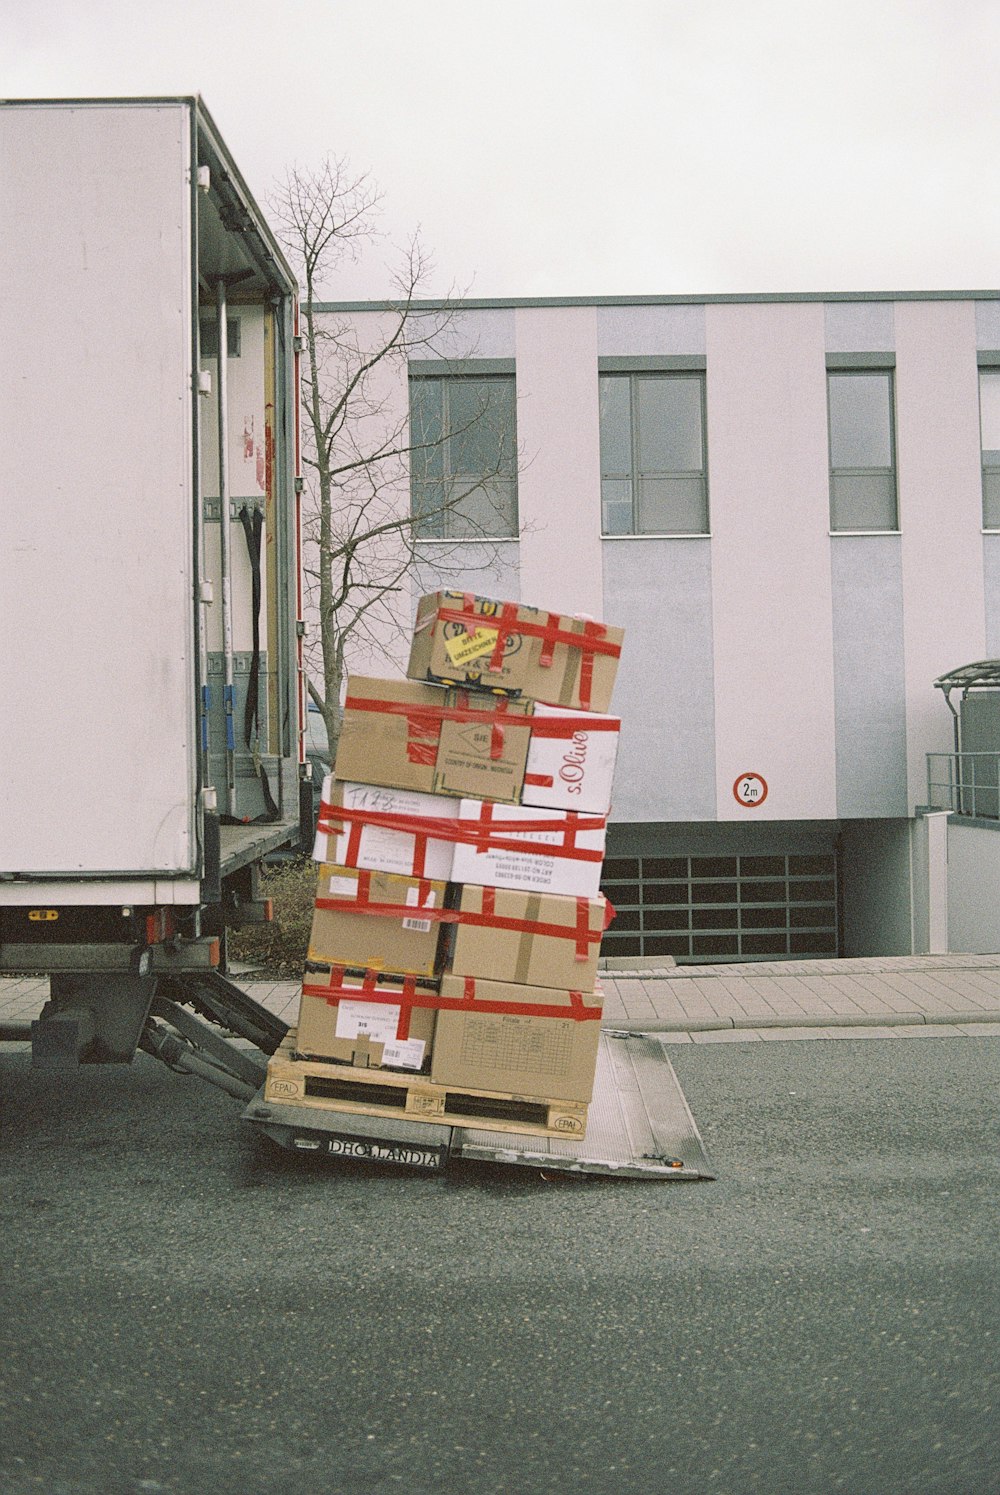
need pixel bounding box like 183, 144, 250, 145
600, 852, 839, 963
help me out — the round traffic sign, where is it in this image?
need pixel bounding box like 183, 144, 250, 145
733, 773, 768, 808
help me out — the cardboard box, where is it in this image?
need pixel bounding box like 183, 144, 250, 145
522, 702, 621, 815
334, 675, 533, 804
450, 798, 606, 899
430, 974, 604, 1102
408, 591, 624, 714
297, 967, 437, 1071
308, 864, 447, 978
444, 885, 606, 993
314, 776, 456, 881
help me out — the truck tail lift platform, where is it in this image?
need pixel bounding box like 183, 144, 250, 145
243, 1028, 715, 1180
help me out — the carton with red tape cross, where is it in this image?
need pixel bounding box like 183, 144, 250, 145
296, 966, 437, 1071
307, 864, 447, 979
334, 675, 533, 804
443, 885, 606, 993
334, 675, 620, 814
407, 590, 623, 714
521, 702, 620, 815
314, 777, 456, 881
450, 799, 606, 899
430, 974, 605, 1103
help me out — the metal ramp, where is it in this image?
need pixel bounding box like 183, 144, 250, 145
243, 1031, 714, 1180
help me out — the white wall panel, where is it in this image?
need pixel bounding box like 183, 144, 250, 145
896, 301, 985, 810
1, 103, 196, 875
706, 302, 837, 820
514, 308, 604, 617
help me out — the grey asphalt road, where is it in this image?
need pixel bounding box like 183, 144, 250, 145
1, 1036, 998, 1495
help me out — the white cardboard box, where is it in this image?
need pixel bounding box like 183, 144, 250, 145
449, 799, 606, 898
313, 777, 456, 881
522, 702, 620, 815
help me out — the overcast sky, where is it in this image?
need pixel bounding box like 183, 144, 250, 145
4, 0, 1000, 301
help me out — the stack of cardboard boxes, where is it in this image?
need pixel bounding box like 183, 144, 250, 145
293, 590, 624, 1135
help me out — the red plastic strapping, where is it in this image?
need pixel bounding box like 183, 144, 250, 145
303, 968, 603, 1024
317, 798, 607, 865
487, 601, 521, 672
312, 889, 606, 954
344, 690, 618, 738
539, 612, 559, 670
435, 602, 621, 662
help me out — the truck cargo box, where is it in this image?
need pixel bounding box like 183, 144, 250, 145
0, 98, 304, 907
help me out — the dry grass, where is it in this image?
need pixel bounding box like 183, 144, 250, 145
229, 856, 318, 977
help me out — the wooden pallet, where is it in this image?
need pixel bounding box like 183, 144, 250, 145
263, 1032, 589, 1140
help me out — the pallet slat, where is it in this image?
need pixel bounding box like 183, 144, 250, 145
264, 1032, 589, 1139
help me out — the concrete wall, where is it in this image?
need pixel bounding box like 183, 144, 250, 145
896, 301, 986, 810
705, 302, 837, 822
946, 820, 1000, 953
514, 306, 604, 616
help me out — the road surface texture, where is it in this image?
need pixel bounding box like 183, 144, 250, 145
1, 1031, 997, 1494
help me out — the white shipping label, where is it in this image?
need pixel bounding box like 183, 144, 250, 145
323, 874, 359, 899
334, 999, 403, 1044
380, 1037, 426, 1070
402, 885, 436, 933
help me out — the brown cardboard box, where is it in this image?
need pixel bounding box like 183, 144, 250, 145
430, 974, 604, 1102
334, 675, 532, 804
307, 864, 447, 978
444, 886, 606, 992
407, 591, 624, 714
296, 967, 437, 1071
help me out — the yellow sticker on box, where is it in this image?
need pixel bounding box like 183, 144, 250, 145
443, 626, 500, 668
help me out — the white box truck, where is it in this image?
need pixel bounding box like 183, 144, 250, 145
0, 97, 306, 1080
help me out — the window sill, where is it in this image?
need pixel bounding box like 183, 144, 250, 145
829, 529, 900, 537
413, 536, 520, 546
601, 531, 711, 541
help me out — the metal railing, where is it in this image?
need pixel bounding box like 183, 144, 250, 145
926, 752, 1000, 819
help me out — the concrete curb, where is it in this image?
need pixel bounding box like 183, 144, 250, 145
603, 1010, 1000, 1034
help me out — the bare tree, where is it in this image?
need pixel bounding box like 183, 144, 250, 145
268, 158, 518, 764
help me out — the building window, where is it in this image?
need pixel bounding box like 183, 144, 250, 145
827, 370, 897, 531
599, 372, 708, 535
979, 369, 1000, 528
409, 375, 518, 540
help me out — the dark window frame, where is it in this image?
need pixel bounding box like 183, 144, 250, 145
827, 367, 899, 533
599, 369, 710, 537
408, 370, 519, 542
978, 363, 1000, 530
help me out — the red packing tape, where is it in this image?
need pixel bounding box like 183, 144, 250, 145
313, 886, 604, 959
302, 966, 603, 1029
317, 798, 607, 864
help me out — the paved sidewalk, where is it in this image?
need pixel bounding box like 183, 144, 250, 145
4, 953, 1000, 1045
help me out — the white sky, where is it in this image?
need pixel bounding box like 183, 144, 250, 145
4, 0, 1000, 301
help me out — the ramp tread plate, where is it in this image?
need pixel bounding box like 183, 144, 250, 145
451, 1032, 715, 1179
